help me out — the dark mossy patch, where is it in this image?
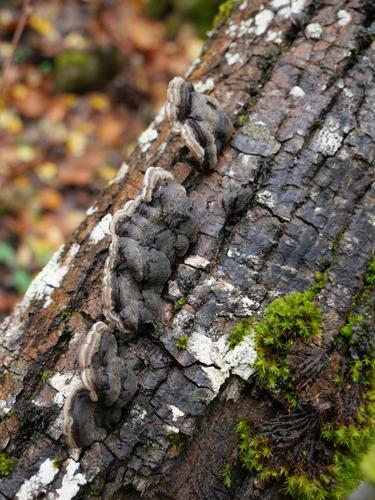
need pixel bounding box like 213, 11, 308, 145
0, 453, 14, 478
220, 463, 233, 488
254, 288, 322, 391
173, 297, 186, 311
213, 0, 234, 28
175, 334, 189, 350
236, 261, 375, 499
228, 318, 253, 350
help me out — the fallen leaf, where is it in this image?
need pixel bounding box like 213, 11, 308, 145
66, 129, 88, 156
13, 87, 48, 119
0, 110, 24, 134
88, 92, 110, 112
96, 115, 126, 146
35, 161, 58, 182
38, 187, 63, 211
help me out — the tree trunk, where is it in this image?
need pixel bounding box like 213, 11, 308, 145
1, 0, 375, 499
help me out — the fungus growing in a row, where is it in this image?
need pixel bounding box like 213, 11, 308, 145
166, 76, 233, 169
63, 167, 198, 448
64, 322, 137, 448
102, 166, 198, 338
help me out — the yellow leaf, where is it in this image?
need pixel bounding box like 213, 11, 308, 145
17, 143, 36, 162
14, 175, 29, 188
29, 15, 59, 40
63, 94, 78, 108
0, 110, 24, 134
88, 93, 110, 112
66, 130, 87, 157
12, 84, 28, 100
35, 162, 58, 182
64, 32, 89, 50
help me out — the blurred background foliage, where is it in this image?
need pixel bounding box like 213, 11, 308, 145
0, 0, 222, 320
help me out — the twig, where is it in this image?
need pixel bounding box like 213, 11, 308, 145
0, 0, 33, 97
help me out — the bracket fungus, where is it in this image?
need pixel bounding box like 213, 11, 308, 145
63, 167, 199, 448
166, 76, 233, 169
102, 166, 198, 338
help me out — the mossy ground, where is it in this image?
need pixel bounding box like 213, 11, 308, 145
236, 265, 375, 499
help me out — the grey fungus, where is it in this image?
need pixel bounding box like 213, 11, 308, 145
103, 166, 198, 338
63, 166, 198, 448
64, 321, 137, 449
166, 76, 233, 169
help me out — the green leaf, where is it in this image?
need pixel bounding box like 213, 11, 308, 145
0, 242, 16, 266
12, 267, 33, 294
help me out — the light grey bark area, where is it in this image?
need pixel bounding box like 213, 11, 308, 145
1, 0, 375, 499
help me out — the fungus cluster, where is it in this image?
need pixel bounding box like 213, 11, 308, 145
62, 167, 199, 448
62, 78, 233, 449
103, 167, 198, 339
166, 76, 233, 169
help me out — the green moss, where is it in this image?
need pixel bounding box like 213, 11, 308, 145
175, 334, 189, 350
237, 113, 249, 126
167, 431, 195, 453
52, 458, 60, 469
364, 256, 375, 286
220, 463, 233, 488
61, 309, 72, 319
0, 453, 14, 478
254, 289, 322, 390
228, 318, 253, 350
41, 369, 52, 382
235, 263, 375, 499
173, 297, 186, 311
213, 0, 234, 28
361, 442, 375, 484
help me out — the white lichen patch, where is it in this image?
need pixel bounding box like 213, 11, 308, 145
187, 331, 256, 391
289, 86, 306, 98
49, 372, 82, 407
201, 366, 227, 394
254, 9, 274, 36
271, 0, 289, 8
278, 0, 306, 18
108, 161, 129, 185
305, 23, 323, 39
0, 395, 17, 417
165, 424, 179, 434
225, 51, 243, 66
184, 255, 210, 270
266, 29, 282, 44
193, 78, 215, 93
86, 205, 97, 216
15, 458, 59, 500
138, 126, 158, 153
237, 18, 254, 37
18, 243, 80, 310
313, 118, 343, 156
129, 405, 147, 422
337, 10, 351, 26
256, 189, 277, 209
168, 405, 185, 422
55, 459, 87, 500
89, 213, 112, 244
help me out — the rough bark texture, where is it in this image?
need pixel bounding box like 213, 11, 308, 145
1, 0, 375, 499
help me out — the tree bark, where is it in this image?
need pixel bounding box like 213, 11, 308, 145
1, 0, 375, 499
